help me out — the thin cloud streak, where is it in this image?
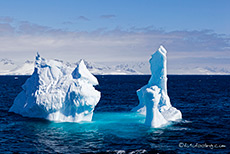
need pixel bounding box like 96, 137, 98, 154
100, 14, 116, 19
0, 16, 14, 23
77, 16, 90, 21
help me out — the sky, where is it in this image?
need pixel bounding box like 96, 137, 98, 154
0, 0, 230, 70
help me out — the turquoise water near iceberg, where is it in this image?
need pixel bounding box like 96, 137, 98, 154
0, 75, 229, 153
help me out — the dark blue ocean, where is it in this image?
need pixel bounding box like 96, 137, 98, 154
0, 75, 229, 154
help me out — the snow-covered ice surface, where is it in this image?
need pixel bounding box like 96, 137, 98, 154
9, 53, 101, 122
132, 46, 182, 128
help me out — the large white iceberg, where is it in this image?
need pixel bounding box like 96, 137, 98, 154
132, 46, 182, 127
9, 53, 101, 122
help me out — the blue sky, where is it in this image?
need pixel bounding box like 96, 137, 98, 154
1, 0, 229, 33
0, 0, 230, 70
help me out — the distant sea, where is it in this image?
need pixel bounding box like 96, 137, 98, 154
0, 75, 229, 153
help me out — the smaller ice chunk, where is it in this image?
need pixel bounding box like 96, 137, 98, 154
161, 107, 182, 121
144, 86, 167, 128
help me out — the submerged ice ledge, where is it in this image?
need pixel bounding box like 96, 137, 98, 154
9, 53, 101, 122
132, 46, 182, 128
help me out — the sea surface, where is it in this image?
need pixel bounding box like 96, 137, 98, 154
0, 75, 229, 154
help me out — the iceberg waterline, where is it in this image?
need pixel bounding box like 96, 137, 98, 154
132, 46, 182, 128
9, 53, 101, 122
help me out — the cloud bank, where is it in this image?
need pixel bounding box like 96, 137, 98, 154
0, 17, 229, 68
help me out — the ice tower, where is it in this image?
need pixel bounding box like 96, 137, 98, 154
132, 46, 182, 127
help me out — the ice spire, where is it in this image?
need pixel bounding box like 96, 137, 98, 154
72, 59, 98, 85
132, 46, 182, 127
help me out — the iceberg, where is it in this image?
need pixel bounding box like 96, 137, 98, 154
132, 46, 182, 127
9, 53, 101, 122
